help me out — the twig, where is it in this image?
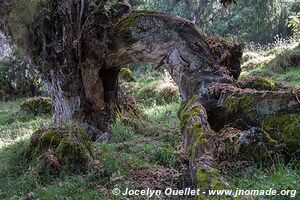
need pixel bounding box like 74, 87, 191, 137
292, 89, 300, 104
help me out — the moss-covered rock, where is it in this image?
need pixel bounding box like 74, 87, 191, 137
262, 114, 300, 152
20, 97, 52, 115
27, 125, 96, 175
119, 68, 136, 82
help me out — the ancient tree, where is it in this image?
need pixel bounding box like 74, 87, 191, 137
0, 0, 299, 189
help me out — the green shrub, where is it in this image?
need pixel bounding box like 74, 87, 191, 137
20, 97, 52, 115
0, 52, 44, 99
288, 12, 300, 37
119, 68, 136, 82
10, 0, 46, 48
273, 46, 300, 70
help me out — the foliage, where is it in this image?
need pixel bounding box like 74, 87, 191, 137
137, 0, 299, 44
241, 38, 300, 88
1, 56, 300, 198
0, 51, 44, 100
228, 162, 300, 199
9, 0, 46, 49
288, 12, 300, 37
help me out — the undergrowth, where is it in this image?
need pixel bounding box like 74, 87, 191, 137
241, 37, 300, 88
0, 58, 299, 199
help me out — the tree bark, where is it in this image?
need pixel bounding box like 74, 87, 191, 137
105, 10, 300, 189
1, 0, 299, 189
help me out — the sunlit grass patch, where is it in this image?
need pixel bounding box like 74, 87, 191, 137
0, 99, 53, 148
241, 39, 300, 88
229, 162, 300, 199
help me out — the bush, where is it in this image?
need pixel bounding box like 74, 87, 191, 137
0, 53, 44, 99
288, 12, 300, 37
273, 46, 300, 70
137, 81, 179, 104
119, 68, 136, 82
20, 97, 52, 115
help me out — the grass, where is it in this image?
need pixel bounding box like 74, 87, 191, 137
241, 38, 300, 88
0, 56, 299, 199
0, 68, 184, 199
0, 99, 52, 148
227, 163, 300, 199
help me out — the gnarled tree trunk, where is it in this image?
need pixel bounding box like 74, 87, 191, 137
1, 0, 299, 189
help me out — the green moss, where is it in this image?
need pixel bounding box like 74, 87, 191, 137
187, 122, 209, 163
224, 95, 253, 114
188, 144, 196, 164
42, 130, 61, 145
20, 97, 52, 115
119, 68, 136, 82
118, 12, 147, 32
180, 105, 203, 130
56, 137, 91, 173
178, 96, 209, 164
177, 95, 201, 120
262, 131, 278, 145
262, 114, 300, 151
189, 122, 208, 147
252, 77, 276, 91
197, 167, 223, 190
27, 125, 94, 175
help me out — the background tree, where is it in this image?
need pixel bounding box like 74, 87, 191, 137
136, 0, 300, 44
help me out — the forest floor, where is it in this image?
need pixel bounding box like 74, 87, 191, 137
0, 39, 300, 199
